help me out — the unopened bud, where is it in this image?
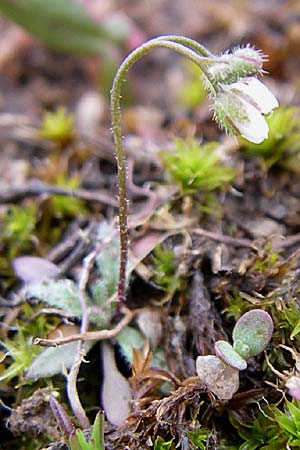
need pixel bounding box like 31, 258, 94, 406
230, 46, 265, 75
209, 46, 266, 86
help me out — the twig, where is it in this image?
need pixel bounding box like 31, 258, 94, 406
66, 249, 96, 429
193, 228, 252, 248
46, 218, 89, 262
28, 307, 78, 322
0, 179, 118, 206
34, 308, 135, 347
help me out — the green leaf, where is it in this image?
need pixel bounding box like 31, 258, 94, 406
239, 440, 261, 450
26, 340, 95, 380
215, 340, 247, 370
94, 223, 120, 303
115, 326, 145, 365
25, 341, 78, 380
187, 426, 208, 449
276, 409, 297, 436
91, 411, 105, 450
69, 433, 83, 450
232, 309, 274, 359
153, 436, 174, 450
25, 279, 85, 317
287, 401, 300, 430
0, 0, 126, 56
75, 430, 93, 450
290, 317, 300, 340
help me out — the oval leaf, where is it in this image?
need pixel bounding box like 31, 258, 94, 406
215, 340, 247, 370
232, 309, 274, 359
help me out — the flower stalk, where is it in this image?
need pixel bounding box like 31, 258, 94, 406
110, 36, 278, 307
110, 37, 216, 307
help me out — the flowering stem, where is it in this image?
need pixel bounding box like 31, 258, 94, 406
110, 37, 215, 307
154, 35, 214, 57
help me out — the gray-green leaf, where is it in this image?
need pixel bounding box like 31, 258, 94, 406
25, 279, 84, 317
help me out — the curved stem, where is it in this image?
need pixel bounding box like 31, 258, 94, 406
111, 38, 215, 307
146, 36, 218, 91
154, 35, 214, 57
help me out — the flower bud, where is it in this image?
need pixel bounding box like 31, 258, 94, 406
228, 46, 265, 76
207, 62, 239, 86
208, 46, 266, 86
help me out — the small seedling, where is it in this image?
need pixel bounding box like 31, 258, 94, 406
161, 137, 236, 194
153, 436, 174, 450
196, 309, 274, 399
2, 204, 37, 260
39, 107, 75, 146
0, 329, 40, 384
230, 403, 286, 449
232, 309, 274, 360
152, 244, 182, 293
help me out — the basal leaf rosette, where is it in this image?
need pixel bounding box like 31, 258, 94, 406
232, 309, 274, 360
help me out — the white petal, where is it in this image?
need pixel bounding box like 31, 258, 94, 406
233, 78, 279, 114
231, 100, 269, 144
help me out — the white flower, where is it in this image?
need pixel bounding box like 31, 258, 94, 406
225, 78, 279, 114
230, 95, 270, 144
212, 77, 279, 144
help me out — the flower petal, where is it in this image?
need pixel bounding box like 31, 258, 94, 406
231, 99, 269, 144
229, 78, 279, 114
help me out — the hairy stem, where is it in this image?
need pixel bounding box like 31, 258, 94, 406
110, 37, 215, 307
154, 35, 214, 57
